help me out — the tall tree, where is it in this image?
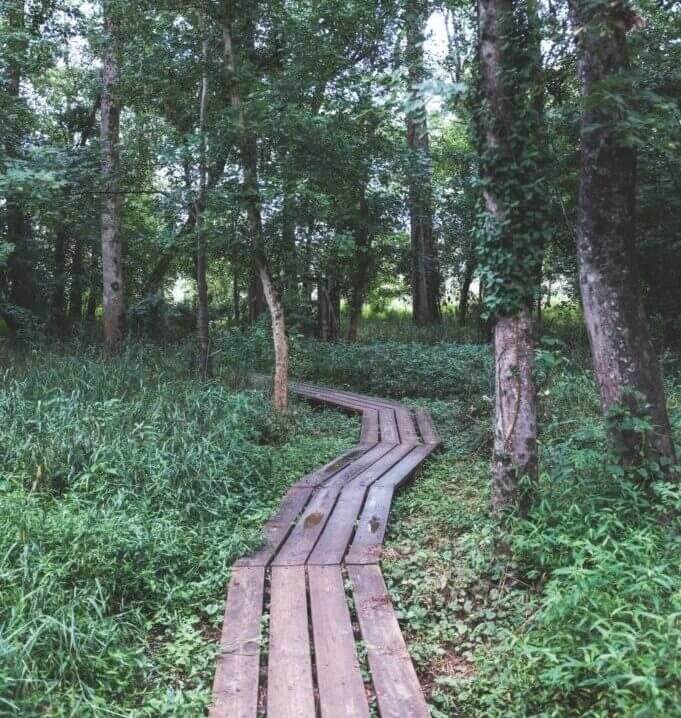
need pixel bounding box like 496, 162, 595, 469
100, 0, 124, 349
568, 0, 676, 466
405, 0, 440, 324
477, 0, 546, 514
223, 1, 289, 411
195, 26, 211, 376
3, 0, 35, 310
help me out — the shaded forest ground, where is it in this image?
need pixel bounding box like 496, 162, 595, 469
1, 311, 680, 717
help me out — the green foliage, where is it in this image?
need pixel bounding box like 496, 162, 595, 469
382, 339, 681, 718
0, 344, 357, 715
217, 325, 492, 400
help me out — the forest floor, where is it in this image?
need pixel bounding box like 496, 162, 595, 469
1, 317, 681, 717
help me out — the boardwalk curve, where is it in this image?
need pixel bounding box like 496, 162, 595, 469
210, 381, 441, 718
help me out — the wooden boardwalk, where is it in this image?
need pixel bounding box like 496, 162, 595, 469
210, 382, 441, 717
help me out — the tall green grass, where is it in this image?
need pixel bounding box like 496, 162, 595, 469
0, 344, 357, 716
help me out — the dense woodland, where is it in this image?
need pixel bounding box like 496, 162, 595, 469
1, 0, 681, 716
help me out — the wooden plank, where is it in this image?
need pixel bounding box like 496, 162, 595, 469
290, 384, 370, 413
272, 485, 341, 566
273, 443, 395, 566
395, 408, 419, 445
378, 409, 399, 444
373, 443, 436, 490
308, 566, 371, 718
291, 381, 401, 409
348, 565, 429, 718
344, 486, 394, 566
347, 445, 437, 565
267, 566, 316, 718
294, 444, 373, 489
309, 444, 414, 565
235, 486, 311, 567
360, 408, 379, 444
210, 566, 265, 718
307, 484, 366, 566
324, 441, 396, 490
414, 408, 441, 446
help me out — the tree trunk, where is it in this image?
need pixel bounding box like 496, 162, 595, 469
406, 0, 440, 325
69, 237, 84, 322
458, 256, 475, 324
479, 0, 538, 515
568, 0, 676, 466
492, 307, 537, 513
224, 9, 289, 411
195, 32, 211, 377
248, 270, 266, 323
4, 1, 35, 310
100, 1, 124, 350
53, 226, 68, 336
347, 186, 371, 342
233, 266, 240, 324
318, 276, 329, 340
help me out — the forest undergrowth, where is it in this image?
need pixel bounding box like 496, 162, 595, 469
0, 344, 357, 716
1, 319, 680, 717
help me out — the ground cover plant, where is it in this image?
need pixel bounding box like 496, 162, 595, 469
0, 345, 357, 716
379, 342, 681, 718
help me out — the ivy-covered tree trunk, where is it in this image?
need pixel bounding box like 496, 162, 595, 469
478, 0, 542, 515
568, 0, 676, 466
405, 0, 440, 325
224, 8, 289, 411
100, 0, 124, 350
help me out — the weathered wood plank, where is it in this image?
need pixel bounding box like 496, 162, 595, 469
307, 444, 412, 565
290, 384, 370, 413
360, 408, 380, 444
235, 486, 312, 568
348, 565, 429, 718
415, 407, 442, 446
294, 444, 373, 489
344, 485, 394, 566
267, 566, 316, 718
395, 408, 419, 445
291, 381, 401, 409
308, 565, 371, 718
378, 409, 399, 444
271, 485, 340, 566
273, 443, 394, 566
373, 443, 436, 490
347, 445, 436, 565
210, 566, 265, 718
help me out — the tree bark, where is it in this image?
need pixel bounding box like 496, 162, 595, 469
479, 0, 538, 515
195, 32, 211, 377
233, 266, 240, 324
458, 255, 476, 324
4, 1, 36, 310
406, 0, 440, 325
69, 236, 84, 322
53, 225, 68, 336
347, 186, 371, 342
568, 0, 676, 466
248, 270, 266, 323
224, 7, 289, 411
100, 1, 124, 349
